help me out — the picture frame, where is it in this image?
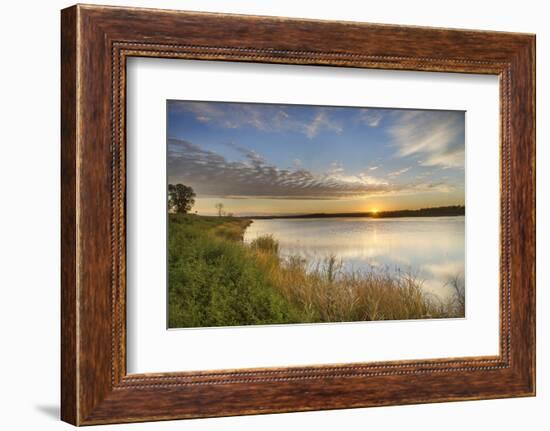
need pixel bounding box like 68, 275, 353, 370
61, 4, 535, 425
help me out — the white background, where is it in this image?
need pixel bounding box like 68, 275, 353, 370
0, 0, 547, 430
127, 59, 499, 373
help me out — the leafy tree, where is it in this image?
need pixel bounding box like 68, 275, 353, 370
215, 202, 224, 217
168, 184, 196, 214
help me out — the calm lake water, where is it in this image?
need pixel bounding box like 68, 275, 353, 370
243, 216, 465, 299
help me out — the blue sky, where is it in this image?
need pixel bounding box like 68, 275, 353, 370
167, 100, 465, 216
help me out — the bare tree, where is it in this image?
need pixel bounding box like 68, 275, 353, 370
449, 274, 465, 316
215, 202, 224, 217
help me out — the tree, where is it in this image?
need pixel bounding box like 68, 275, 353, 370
168, 184, 196, 214
215, 202, 224, 217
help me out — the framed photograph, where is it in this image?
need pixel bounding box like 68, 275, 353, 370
61, 4, 535, 425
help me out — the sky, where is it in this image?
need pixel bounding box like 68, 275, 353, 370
167, 100, 465, 216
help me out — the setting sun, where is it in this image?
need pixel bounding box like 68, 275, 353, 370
371, 208, 379, 214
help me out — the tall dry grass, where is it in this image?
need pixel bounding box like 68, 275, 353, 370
249, 234, 464, 323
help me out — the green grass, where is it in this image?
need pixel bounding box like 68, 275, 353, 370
168, 214, 302, 328
168, 214, 464, 328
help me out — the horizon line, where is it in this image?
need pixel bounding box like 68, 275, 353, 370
188, 204, 465, 218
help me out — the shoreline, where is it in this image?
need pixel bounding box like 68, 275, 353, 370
238, 205, 465, 220
246, 214, 465, 221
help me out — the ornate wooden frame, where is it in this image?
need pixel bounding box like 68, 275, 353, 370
61, 4, 535, 425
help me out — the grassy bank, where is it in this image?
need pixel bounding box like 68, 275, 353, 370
168, 214, 464, 328
168, 214, 301, 328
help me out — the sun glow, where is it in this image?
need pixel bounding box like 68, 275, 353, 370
371, 208, 379, 214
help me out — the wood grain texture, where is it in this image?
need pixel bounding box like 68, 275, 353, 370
60, 4, 536, 425
60, 5, 78, 425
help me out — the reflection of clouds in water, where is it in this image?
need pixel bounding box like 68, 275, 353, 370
421, 262, 465, 298
423, 261, 464, 279
244, 217, 465, 300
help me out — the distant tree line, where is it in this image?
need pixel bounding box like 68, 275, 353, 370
252, 205, 466, 220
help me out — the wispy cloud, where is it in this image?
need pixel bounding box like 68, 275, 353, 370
170, 101, 280, 131
389, 111, 465, 168
304, 110, 342, 138
388, 167, 411, 178
292, 159, 303, 168
357, 109, 384, 127
169, 101, 342, 139
168, 139, 452, 200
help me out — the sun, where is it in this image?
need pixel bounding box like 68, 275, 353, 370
371, 208, 379, 214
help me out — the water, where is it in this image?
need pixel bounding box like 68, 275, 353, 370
244, 216, 465, 299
